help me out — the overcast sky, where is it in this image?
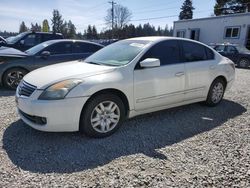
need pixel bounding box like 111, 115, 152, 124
0, 0, 215, 33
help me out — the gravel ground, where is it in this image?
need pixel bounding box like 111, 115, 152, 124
0, 68, 250, 187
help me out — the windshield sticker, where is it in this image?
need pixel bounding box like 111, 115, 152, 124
130, 43, 145, 48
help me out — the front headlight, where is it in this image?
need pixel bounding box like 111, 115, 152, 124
39, 79, 82, 100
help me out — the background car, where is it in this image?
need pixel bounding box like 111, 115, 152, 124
1, 31, 63, 51
0, 39, 103, 89
16, 37, 235, 138
214, 43, 250, 68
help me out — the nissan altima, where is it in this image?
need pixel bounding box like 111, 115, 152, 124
16, 37, 235, 138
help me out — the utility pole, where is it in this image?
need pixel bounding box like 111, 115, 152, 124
108, 1, 116, 38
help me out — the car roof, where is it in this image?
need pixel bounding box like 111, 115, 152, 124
42, 39, 104, 47
25, 31, 63, 35
125, 36, 213, 49
125, 36, 208, 43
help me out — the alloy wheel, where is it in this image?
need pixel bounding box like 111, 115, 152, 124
211, 82, 224, 104
90, 101, 120, 133
6, 71, 25, 88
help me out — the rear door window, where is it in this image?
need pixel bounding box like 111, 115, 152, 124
181, 41, 207, 62
46, 42, 72, 55
73, 42, 102, 53
214, 45, 225, 52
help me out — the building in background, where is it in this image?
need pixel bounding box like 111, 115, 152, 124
173, 12, 250, 49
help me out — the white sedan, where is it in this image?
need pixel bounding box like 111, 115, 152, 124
16, 37, 235, 138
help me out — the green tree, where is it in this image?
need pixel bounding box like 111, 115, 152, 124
214, 0, 250, 16
51, 9, 63, 33
31, 23, 41, 32
179, 0, 195, 20
92, 26, 98, 39
19, 21, 28, 33
67, 20, 76, 39
86, 25, 93, 39
42, 19, 50, 32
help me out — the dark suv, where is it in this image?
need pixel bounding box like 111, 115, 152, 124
1, 31, 63, 51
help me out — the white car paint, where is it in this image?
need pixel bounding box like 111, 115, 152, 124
16, 37, 235, 132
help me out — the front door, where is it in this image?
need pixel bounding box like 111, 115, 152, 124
134, 40, 185, 111
35, 42, 74, 68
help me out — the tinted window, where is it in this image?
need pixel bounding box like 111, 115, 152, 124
141, 40, 180, 66
46, 42, 72, 55
182, 41, 207, 62
73, 42, 102, 53
214, 45, 225, 52
42, 34, 63, 42
225, 46, 237, 54
23, 34, 38, 46
205, 48, 215, 60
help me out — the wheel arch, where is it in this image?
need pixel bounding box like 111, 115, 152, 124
213, 75, 227, 88
80, 88, 130, 119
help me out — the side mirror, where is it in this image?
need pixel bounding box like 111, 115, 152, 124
20, 40, 25, 45
40, 51, 51, 58
140, 58, 160, 68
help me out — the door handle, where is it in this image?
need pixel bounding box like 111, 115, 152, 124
175, 72, 185, 77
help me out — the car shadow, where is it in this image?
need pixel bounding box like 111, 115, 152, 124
2, 99, 246, 174
0, 88, 15, 97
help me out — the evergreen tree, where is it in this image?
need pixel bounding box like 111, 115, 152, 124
19, 21, 28, 33
67, 20, 76, 39
31, 23, 41, 32
179, 0, 195, 20
51, 9, 63, 33
86, 25, 93, 39
92, 26, 98, 39
42, 19, 50, 32
214, 0, 250, 16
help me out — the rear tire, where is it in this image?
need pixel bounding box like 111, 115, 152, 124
80, 93, 125, 138
205, 78, 226, 107
237, 58, 250, 68
3, 68, 28, 90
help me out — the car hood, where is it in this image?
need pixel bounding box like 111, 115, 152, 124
0, 46, 27, 57
23, 60, 116, 89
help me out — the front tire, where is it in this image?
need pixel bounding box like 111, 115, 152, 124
3, 68, 28, 90
205, 78, 226, 107
237, 58, 250, 68
80, 93, 125, 138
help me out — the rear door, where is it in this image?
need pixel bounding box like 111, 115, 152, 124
35, 41, 75, 68
180, 41, 215, 101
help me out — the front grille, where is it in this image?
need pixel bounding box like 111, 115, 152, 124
18, 81, 37, 97
19, 109, 47, 125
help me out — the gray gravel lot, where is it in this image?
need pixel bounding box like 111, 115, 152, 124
0, 69, 250, 187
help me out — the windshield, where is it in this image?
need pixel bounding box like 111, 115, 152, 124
6, 32, 27, 44
25, 41, 52, 55
84, 40, 150, 66
236, 46, 250, 53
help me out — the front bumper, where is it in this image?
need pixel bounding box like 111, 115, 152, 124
16, 89, 89, 132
